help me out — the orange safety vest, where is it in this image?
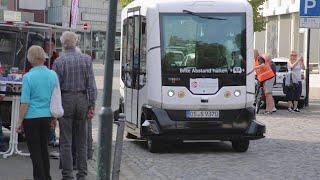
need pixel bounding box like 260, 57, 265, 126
255, 56, 275, 82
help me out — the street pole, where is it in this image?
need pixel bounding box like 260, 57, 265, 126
96, 0, 118, 179
305, 28, 311, 107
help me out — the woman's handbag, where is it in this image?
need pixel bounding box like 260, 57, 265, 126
50, 71, 64, 118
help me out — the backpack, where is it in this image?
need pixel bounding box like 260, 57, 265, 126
283, 71, 298, 94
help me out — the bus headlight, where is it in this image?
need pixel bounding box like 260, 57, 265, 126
168, 90, 175, 97
234, 90, 241, 97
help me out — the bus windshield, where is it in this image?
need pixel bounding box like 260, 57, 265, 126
161, 13, 246, 75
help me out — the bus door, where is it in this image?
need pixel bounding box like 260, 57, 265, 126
122, 8, 145, 128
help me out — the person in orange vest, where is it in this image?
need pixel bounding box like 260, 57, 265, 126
254, 50, 276, 114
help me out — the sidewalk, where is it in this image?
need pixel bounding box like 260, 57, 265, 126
0, 136, 97, 180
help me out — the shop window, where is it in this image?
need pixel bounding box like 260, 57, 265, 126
63, 0, 72, 6
0, 0, 8, 8
0, 31, 16, 74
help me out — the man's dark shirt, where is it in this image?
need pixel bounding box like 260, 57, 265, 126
52, 49, 97, 107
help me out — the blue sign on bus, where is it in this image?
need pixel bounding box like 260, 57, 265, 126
300, 0, 320, 17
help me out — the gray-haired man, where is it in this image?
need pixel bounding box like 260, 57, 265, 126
53, 31, 97, 180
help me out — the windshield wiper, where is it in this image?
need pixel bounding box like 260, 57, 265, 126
183, 10, 226, 20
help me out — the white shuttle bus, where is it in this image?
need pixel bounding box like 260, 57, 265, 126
117, 0, 265, 152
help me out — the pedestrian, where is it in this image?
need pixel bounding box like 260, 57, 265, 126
44, 37, 59, 69
74, 46, 94, 160
254, 50, 276, 114
286, 51, 305, 112
44, 37, 60, 147
53, 31, 97, 180
16, 45, 57, 180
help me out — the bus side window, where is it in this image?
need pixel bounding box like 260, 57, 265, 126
121, 17, 135, 88
121, 18, 128, 86
140, 18, 147, 87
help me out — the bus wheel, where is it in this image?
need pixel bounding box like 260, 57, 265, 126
146, 138, 163, 153
232, 139, 249, 152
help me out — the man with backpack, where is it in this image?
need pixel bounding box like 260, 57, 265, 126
254, 50, 276, 114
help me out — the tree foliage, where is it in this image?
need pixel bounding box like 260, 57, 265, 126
248, 0, 266, 32
119, 0, 133, 7
119, 0, 266, 32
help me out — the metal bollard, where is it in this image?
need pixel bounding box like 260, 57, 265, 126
112, 113, 125, 180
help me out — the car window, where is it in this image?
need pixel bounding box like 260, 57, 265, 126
275, 62, 287, 72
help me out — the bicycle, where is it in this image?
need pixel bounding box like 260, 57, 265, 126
254, 81, 266, 114
247, 69, 265, 114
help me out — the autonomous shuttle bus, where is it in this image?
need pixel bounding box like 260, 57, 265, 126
117, 0, 266, 152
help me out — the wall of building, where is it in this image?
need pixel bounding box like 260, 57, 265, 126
48, 0, 121, 32
310, 29, 320, 66
254, 31, 266, 53
17, 8, 46, 23
19, 0, 46, 10
46, 0, 122, 60
7, 0, 16, 10
279, 14, 291, 57
0, 0, 34, 22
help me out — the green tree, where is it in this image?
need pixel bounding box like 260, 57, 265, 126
248, 0, 266, 32
119, 0, 133, 7
119, 0, 266, 32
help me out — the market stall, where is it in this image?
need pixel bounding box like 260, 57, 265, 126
0, 22, 69, 158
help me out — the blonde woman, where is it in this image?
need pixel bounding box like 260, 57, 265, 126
16, 45, 58, 180
287, 51, 305, 112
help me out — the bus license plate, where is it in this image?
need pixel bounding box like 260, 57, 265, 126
186, 111, 219, 118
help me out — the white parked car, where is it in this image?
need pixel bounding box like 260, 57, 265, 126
272, 57, 307, 108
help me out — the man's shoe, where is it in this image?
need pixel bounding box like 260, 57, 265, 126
288, 108, 294, 112
294, 108, 300, 112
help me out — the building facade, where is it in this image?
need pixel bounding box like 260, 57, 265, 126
255, 0, 320, 73
47, 0, 122, 61
0, 0, 34, 22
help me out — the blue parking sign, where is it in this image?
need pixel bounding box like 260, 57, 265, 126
300, 0, 320, 17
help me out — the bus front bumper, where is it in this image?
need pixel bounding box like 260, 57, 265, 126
142, 107, 265, 141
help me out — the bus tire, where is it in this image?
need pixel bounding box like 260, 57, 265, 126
232, 139, 249, 152
146, 138, 163, 153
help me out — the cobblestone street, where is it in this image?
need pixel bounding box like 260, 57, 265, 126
0, 62, 319, 180
91, 62, 320, 180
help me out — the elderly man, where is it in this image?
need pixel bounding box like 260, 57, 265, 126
53, 31, 97, 180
